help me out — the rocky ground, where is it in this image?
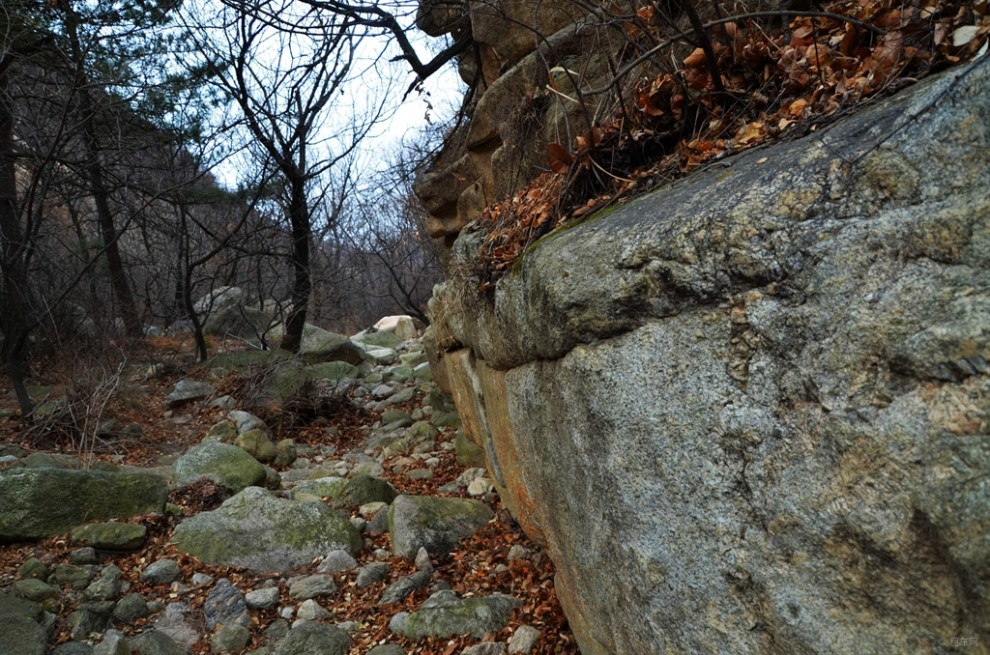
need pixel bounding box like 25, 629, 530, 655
0, 329, 577, 655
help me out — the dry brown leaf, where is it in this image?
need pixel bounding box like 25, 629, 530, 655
547, 143, 573, 175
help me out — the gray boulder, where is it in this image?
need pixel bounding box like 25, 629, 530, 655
203, 304, 270, 339
427, 59, 990, 655
270, 323, 364, 365
291, 475, 396, 508
0, 469, 167, 541
388, 590, 521, 639
70, 523, 146, 551
0, 591, 47, 655
167, 379, 215, 406
388, 494, 493, 557
173, 442, 266, 492
127, 629, 189, 655
171, 487, 362, 572
272, 622, 351, 655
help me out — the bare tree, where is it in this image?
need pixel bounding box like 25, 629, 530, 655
184, 0, 392, 352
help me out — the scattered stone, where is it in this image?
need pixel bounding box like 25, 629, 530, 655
71, 523, 147, 551
0, 591, 47, 655
171, 487, 362, 573
52, 642, 94, 655
507, 625, 541, 654
192, 573, 215, 587
462, 644, 506, 655
68, 601, 114, 640
272, 622, 351, 655
273, 439, 297, 468
0, 469, 167, 540
355, 563, 390, 588
294, 599, 331, 622
12, 578, 58, 603
53, 563, 95, 589
141, 560, 182, 585
94, 629, 129, 655
69, 548, 99, 565
388, 591, 522, 639
85, 565, 123, 601
378, 571, 431, 606
414, 548, 433, 573
128, 628, 189, 655
173, 442, 266, 492
113, 593, 150, 623
210, 624, 251, 653
204, 579, 249, 631
245, 587, 280, 610
506, 545, 530, 562
288, 575, 337, 601
235, 429, 277, 462
153, 603, 199, 649
204, 420, 237, 444
316, 550, 358, 574
168, 379, 215, 406
16, 557, 49, 581
266, 619, 290, 642
228, 411, 270, 435
466, 477, 494, 497
407, 468, 433, 481
388, 494, 494, 558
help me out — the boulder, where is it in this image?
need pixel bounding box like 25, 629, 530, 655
388, 494, 494, 557
291, 475, 396, 508
173, 442, 266, 492
171, 487, 362, 572
271, 323, 364, 365
272, 622, 351, 655
167, 379, 214, 406
427, 60, 990, 654
0, 591, 47, 655
70, 523, 147, 551
373, 315, 420, 341
203, 304, 270, 339
193, 286, 244, 315
388, 590, 521, 639
0, 469, 167, 541
234, 428, 276, 462
127, 629, 189, 655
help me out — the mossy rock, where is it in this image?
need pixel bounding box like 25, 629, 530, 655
172, 487, 362, 572
174, 442, 266, 492
388, 494, 493, 558
389, 590, 521, 639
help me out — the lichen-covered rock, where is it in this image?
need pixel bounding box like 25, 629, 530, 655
167, 379, 215, 406
291, 475, 396, 508
388, 590, 521, 639
234, 428, 276, 462
426, 60, 990, 654
173, 442, 266, 492
388, 494, 493, 557
171, 487, 362, 572
272, 622, 351, 655
70, 523, 147, 551
0, 469, 167, 541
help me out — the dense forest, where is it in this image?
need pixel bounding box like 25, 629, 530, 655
1, 1, 457, 417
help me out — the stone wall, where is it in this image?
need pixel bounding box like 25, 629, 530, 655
418, 40, 990, 655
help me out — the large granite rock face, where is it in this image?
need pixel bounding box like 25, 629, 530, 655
0, 469, 168, 542
424, 60, 990, 654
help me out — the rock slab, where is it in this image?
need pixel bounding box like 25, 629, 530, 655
0, 469, 167, 541
171, 487, 362, 573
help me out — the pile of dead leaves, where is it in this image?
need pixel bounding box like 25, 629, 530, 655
475, 0, 987, 285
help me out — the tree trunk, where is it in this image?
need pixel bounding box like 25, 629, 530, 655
278, 180, 311, 354
0, 59, 35, 417
65, 10, 143, 338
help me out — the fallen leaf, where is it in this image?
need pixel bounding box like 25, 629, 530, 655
547, 143, 573, 175
951, 25, 980, 47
